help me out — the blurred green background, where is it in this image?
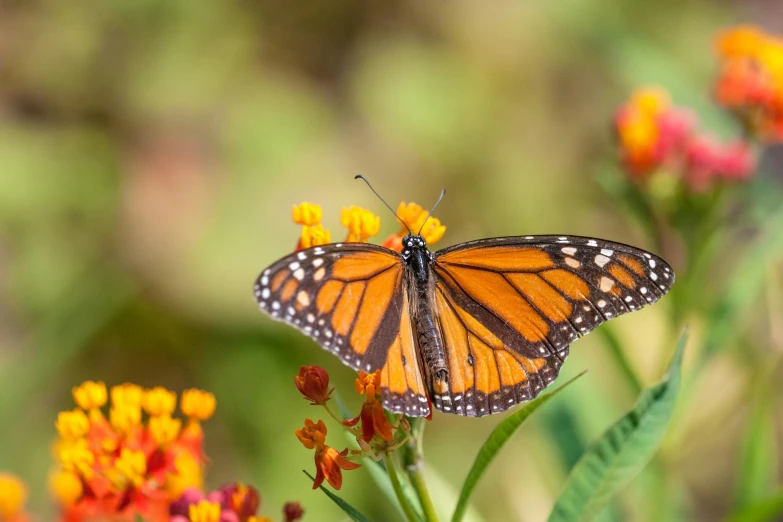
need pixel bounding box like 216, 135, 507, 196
0, 1, 780, 521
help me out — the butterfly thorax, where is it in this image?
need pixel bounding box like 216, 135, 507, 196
401, 235, 449, 384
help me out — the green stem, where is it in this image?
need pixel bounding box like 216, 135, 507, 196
401, 418, 440, 522
385, 454, 421, 522
597, 326, 643, 396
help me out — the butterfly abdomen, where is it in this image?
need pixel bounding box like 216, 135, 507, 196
406, 243, 449, 383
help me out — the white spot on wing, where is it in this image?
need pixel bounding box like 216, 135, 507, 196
595, 254, 611, 267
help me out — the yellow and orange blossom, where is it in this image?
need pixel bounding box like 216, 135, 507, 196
349, 370, 394, 443
296, 419, 361, 489
293, 202, 332, 250
341, 206, 381, 242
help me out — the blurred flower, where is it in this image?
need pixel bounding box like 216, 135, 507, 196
181, 389, 217, 421
346, 370, 393, 443
283, 502, 304, 522
295, 419, 360, 490
52, 381, 214, 522
684, 135, 757, 192
715, 25, 783, 141
341, 206, 380, 242
292, 202, 331, 251
0, 473, 31, 522
615, 87, 695, 177
188, 500, 221, 522
294, 366, 332, 406
143, 387, 177, 416
221, 483, 260, 519
72, 381, 107, 412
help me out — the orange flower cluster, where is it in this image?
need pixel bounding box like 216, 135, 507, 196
0, 473, 31, 522
294, 367, 408, 490
715, 25, 783, 141
291, 201, 446, 253
51, 381, 215, 521
615, 86, 755, 192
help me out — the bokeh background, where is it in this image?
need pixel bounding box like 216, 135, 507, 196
1, 1, 781, 521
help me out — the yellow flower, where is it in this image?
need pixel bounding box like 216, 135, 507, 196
110, 403, 142, 435
56, 409, 90, 440
110, 383, 143, 409
72, 381, 107, 410
0, 473, 27, 520
149, 414, 182, 446
181, 389, 217, 421
142, 386, 177, 416
341, 206, 380, 242
59, 439, 95, 479
189, 500, 222, 522
49, 470, 83, 505
630, 86, 671, 117
299, 223, 331, 249
167, 452, 203, 500
292, 202, 323, 226
108, 448, 146, 490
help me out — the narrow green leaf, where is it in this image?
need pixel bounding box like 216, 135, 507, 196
303, 471, 370, 522
548, 330, 688, 522
726, 492, 783, 522
734, 369, 778, 509
451, 371, 586, 522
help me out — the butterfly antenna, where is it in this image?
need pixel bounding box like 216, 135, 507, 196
417, 188, 446, 236
354, 175, 412, 235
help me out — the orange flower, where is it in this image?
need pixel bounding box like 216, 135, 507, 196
221, 482, 260, 519
347, 370, 393, 443
295, 419, 360, 490
294, 366, 332, 405
714, 25, 783, 141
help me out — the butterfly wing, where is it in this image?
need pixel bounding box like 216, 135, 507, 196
430, 235, 674, 416
254, 243, 406, 372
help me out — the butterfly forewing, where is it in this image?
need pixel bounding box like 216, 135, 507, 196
254, 243, 405, 373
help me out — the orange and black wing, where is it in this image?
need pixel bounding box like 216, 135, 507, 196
254, 242, 430, 416
430, 235, 674, 416
254, 243, 406, 373
379, 285, 430, 416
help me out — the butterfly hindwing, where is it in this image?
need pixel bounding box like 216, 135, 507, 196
380, 286, 430, 417
432, 284, 564, 416
254, 243, 405, 373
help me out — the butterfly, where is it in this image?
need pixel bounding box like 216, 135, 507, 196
254, 203, 674, 417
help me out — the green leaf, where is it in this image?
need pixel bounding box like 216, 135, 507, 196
734, 370, 778, 509
547, 330, 688, 522
726, 492, 783, 522
303, 470, 370, 522
451, 371, 586, 522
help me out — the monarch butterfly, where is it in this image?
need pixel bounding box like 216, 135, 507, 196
254, 180, 674, 417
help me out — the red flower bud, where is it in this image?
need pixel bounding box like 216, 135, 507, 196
294, 366, 331, 405
283, 501, 305, 522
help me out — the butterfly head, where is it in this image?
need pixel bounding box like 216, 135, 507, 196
401, 234, 429, 260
